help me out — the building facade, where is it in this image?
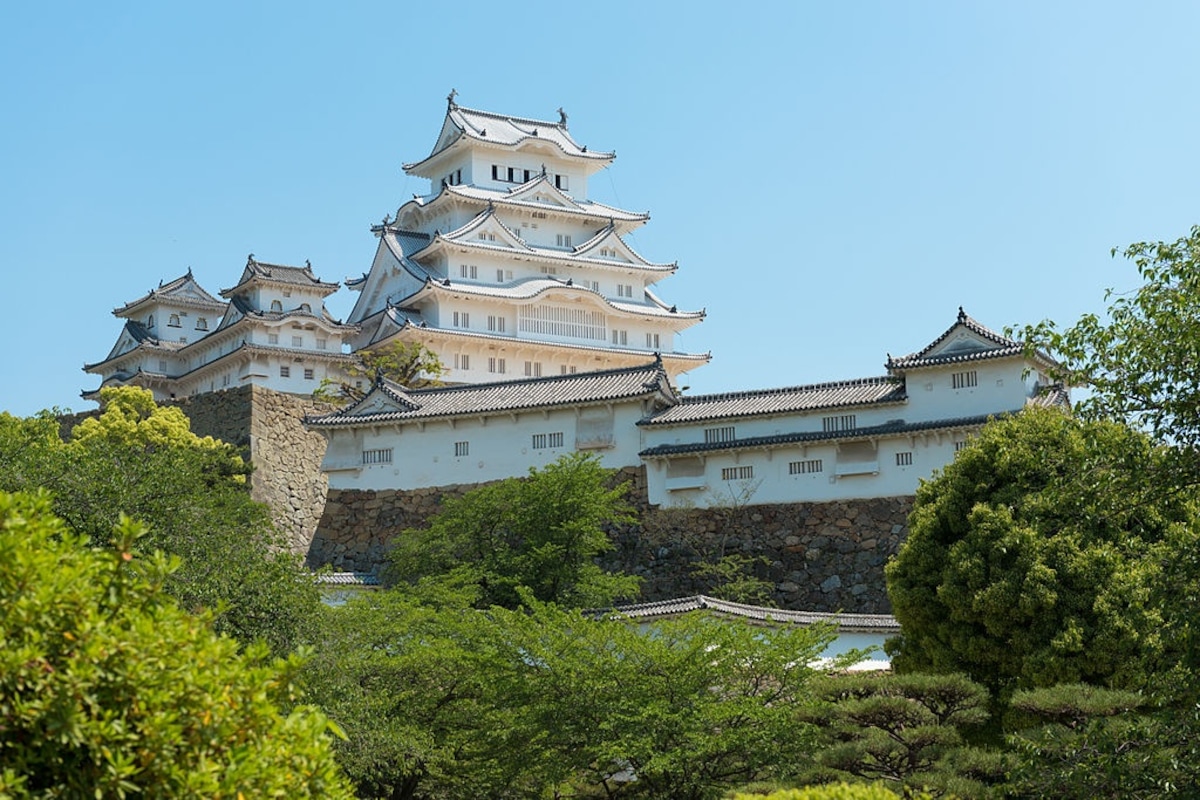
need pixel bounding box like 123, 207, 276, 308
308, 309, 1066, 509
84, 258, 359, 401
344, 96, 709, 384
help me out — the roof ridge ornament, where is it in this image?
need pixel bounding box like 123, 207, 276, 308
447, 88, 458, 109
557, 107, 567, 127
957, 306, 967, 323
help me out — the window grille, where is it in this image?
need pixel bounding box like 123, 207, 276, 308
789, 459, 823, 474
362, 448, 392, 465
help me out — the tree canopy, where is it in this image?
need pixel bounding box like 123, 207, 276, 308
0, 491, 352, 798
386, 452, 641, 609
0, 387, 321, 654
885, 407, 1187, 697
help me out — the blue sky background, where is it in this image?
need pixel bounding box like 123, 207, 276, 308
2, 2, 1197, 417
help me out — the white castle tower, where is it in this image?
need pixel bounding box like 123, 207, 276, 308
345, 92, 709, 384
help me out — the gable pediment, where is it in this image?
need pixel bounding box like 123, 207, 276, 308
924, 329, 999, 358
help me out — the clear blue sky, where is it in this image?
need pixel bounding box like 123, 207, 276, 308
3, 2, 1197, 417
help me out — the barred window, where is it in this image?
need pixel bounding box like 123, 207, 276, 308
789, 459, 823, 475
454, 441, 469, 457
896, 452, 913, 466
721, 465, 754, 481
704, 426, 736, 444
362, 448, 393, 465
952, 370, 978, 389
822, 414, 857, 433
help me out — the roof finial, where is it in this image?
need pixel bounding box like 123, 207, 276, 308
186, 266, 193, 278
541, 163, 547, 177
305, 259, 312, 270
247, 253, 255, 267
382, 213, 391, 227
557, 107, 568, 127
957, 306, 966, 322
447, 88, 458, 108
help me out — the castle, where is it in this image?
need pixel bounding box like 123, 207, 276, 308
83, 97, 1065, 610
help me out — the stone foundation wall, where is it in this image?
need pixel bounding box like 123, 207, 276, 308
308, 465, 912, 614
66, 387, 332, 554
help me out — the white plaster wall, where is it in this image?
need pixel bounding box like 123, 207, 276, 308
900, 360, 1036, 422
645, 432, 974, 508
322, 400, 646, 491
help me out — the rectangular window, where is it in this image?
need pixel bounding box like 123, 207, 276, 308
611, 329, 628, 346
704, 426, 736, 444
279, 365, 290, 378
822, 414, 857, 433
454, 354, 470, 370
268, 333, 279, 344
454, 441, 469, 457
316, 338, 327, 351
548, 431, 564, 448
560, 365, 577, 374
525, 361, 542, 377
555, 174, 569, 191
539, 265, 558, 275
555, 234, 573, 248
523, 169, 532, 182
487, 315, 506, 333
304, 368, 314, 380
954, 440, 968, 452
292, 335, 303, 347
459, 264, 478, 279
532, 432, 564, 449
362, 448, 393, 465
452, 311, 469, 328
488, 357, 507, 374
492, 164, 499, 180
646, 333, 660, 349
896, 452, 913, 466
589, 280, 600, 292
496, 268, 514, 283
789, 459, 824, 475
952, 370, 978, 389
721, 465, 754, 481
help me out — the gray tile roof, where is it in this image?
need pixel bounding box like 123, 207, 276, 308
112, 269, 226, 316
642, 376, 906, 427
603, 595, 900, 632
639, 414, 997, 458
885, 307, 1055, 370
405, 103, 614, 172
220, 257, 339, 297
306, 360, 674, 427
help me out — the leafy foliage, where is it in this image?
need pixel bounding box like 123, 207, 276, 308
885, 408, 1186, 698
301, 591, 540, 799
1005, 684, 1178, 799
315, 340, 446, 402
1018, 225, 1200, 456
386, 452, 640, 609
0, 388, 321, 654
733, 784, 935, 800
304, 589, 838, 800
0, 491, 352, 798
798, 672, 1005, 797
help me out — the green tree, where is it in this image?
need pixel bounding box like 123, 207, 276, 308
798, 672, 1006, 798
734, 785, 936, 800
386, 452, 641, 609
884, 408, 1184, 699
0, 388, 321, 655
316, 340, 446, 402
1018, 224, 1200, 456
1004, 684, 1178, 799
0, 491, 352, 798
494, 601, 838, 800
301, 591, 544, 799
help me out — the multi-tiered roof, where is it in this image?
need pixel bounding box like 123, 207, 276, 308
346, 95, 708, 383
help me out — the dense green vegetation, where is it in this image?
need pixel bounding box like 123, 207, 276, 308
0, 491, 351, 798
386, 451, 641, 609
